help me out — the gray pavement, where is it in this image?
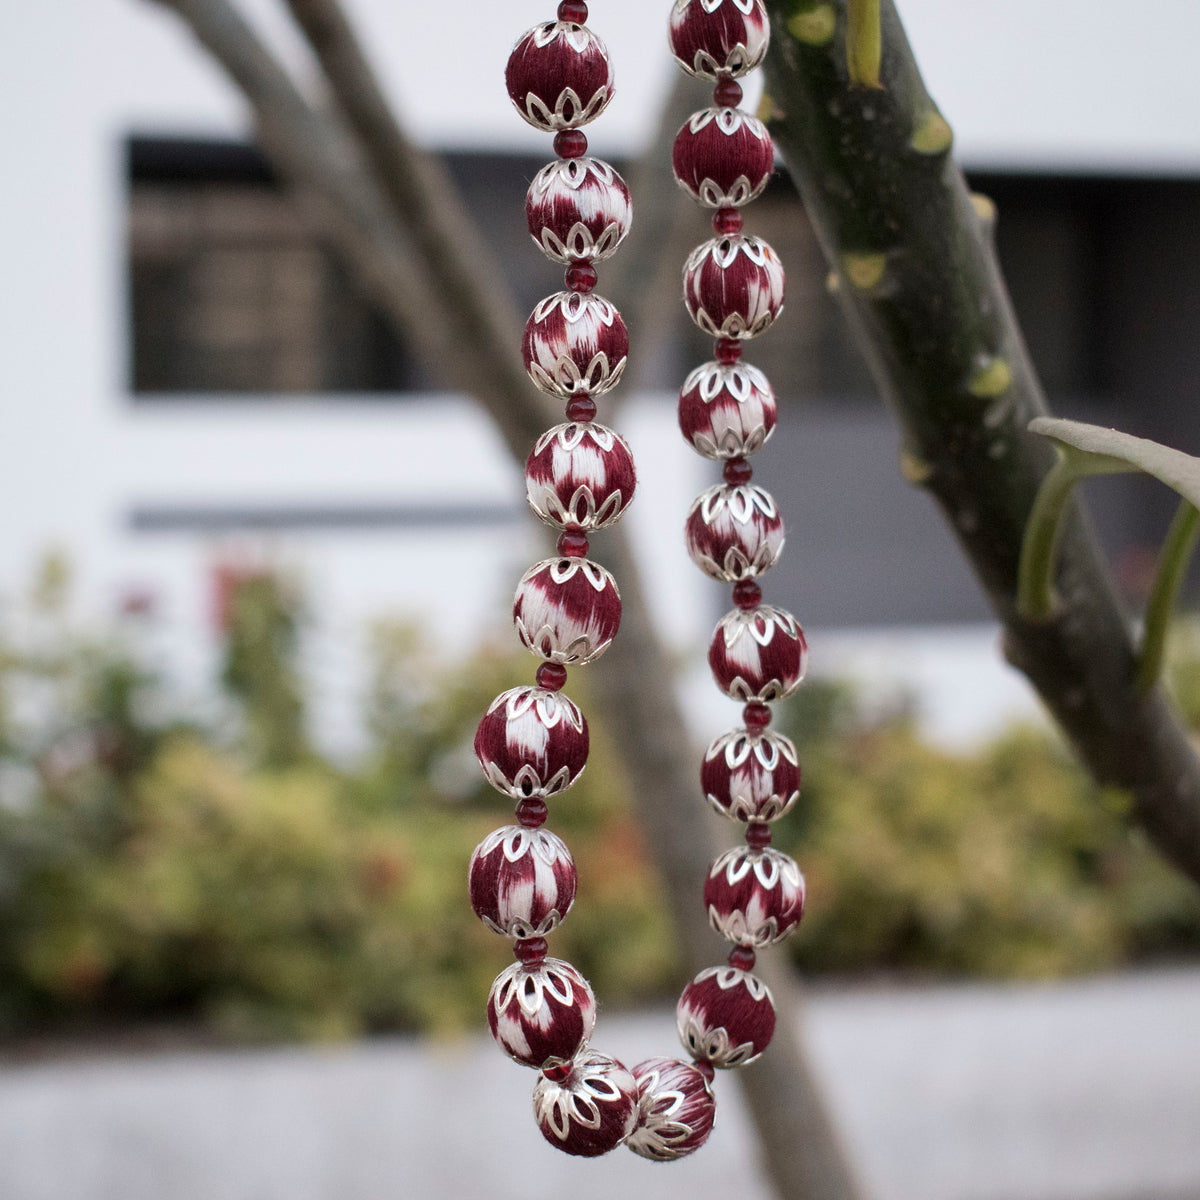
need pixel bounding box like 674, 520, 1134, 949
1, 969, 1199, 1200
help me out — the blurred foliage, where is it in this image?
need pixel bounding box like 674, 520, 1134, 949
0, 555, 1198, 1044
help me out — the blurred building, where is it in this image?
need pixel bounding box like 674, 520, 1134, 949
3, 0, 1200, 750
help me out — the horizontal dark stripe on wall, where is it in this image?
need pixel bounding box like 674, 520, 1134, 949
128, 503, 524, 533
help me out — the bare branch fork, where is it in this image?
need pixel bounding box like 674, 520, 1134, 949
140, 1, 867, 1196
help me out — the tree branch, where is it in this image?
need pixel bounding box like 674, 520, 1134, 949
761, 0, 1200, 884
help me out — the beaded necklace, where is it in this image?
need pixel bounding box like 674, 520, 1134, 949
468, 0, 806, 1160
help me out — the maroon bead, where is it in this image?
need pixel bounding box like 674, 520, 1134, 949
557, 0, 588, 22
564, 396, 597, 423
565, 262, 597, 293
515, 936, 549, 965
516, 796, 550, 828
693, 1058, 716, 1083
728, 944, 756, 971
743, 700, 772, 729
542, 1060, 572, 1083
723, 457, 753, 486
557, 529, 590, 557
713, 76, 743, 108
715, 337, 742, 363
554, 129, 588, 159
733, 579, 762, 610
537, 662, 569, 691
713, 206, 743, 235
745, 821, 772, 849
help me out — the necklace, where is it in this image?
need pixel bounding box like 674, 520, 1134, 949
469, 0, 805, 1161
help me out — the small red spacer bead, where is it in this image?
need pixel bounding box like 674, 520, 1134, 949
693, 1058, 716, 1084
723, 457, 753, 486
536, 662, 569, 691
515, 797, 550, 828
746, 821, 773, 850
712, 76, 743, 108
713, 207, 743, 236
553, 129, 588, 159
557, 0, 588, 24
715, 337, 743, 364
743, 700, 772, 730
541, 1060, 572, 1083
557, 529, 590, 557
728, 944, 757, 971
565, 395, 597, 423
732, 579, 762, 611
514, 936, 549, 966
565, 262, 597, 294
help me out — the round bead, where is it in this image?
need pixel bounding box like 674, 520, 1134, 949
713, 76, 743, 108
732, 579, 762, 610
714, 207, 743, 235
677, 966, 776, 1068
678, 361, 777, 460
626, 1057, 716, 1162
516, 796, 550, 827
514, 936, 548, 966
684, 235, 785, 339
705, 845, 805, 947
488, 956, 596, 1068
708, 606, 807, 701
533, 1048, 639, 1157
527, 157, 632, 264
474, 685, 589, 799
523, 291, 628, 397
685, 484, 784, 581
513, 556, 622, 665
558, 529, 589, 557
526, 422, 637, 531
554, 129, 588, 158
673, 108, 775, 208
536, 662, 568, 691
668, 0, 770, 79
702, 727, 801, 821
468, 825, 578, 938
506, 22, 614, 132
743, 699, 771, 729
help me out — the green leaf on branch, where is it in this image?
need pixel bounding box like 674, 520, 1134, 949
1020, 417, 1200, 691
846, 0, 882, 88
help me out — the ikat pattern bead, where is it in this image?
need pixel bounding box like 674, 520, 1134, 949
672, 108, 775, 208
683, 236, 785, 339
523, 291, 629, 397
626, 1057, 716, 1161
708, 605, 807, 701
513, 556, 622, 665
676, 965, 776, 1068
704, 845, 805, 947
685, 484, 784, 581
525, 422, 636, 530
474, 685, 589, 799
506, 21, 615, 132
488, 956, 596, 1068
533, 1048, 639, 1157
668, 0, 770, 80
677, 360, 777, 459
527, 156, 632, 263
701, 727, 800, 821
468, 825, 578, 938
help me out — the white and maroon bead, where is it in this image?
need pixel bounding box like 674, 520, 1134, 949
513, 556, 621, 665
506, 21, 614, 132
668, 0, 770, 79
677, 965, 776, 1068
469, 826, 577, 938
533, 1048, 639, 1157
488, 956, 596, 1068
527, 157, 632, 263
702, 728, 800, 821
474, 686, 589, 799
684, 236, 785, 339
523, 291, 628, 397
525, 422, 636, 530
678, 360, 777, 459
685, 484, 784, 581
705, 846, 805, 947
673, 107, 775, 208
708, 605, 807, 701
626, 1057, 716, 1162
